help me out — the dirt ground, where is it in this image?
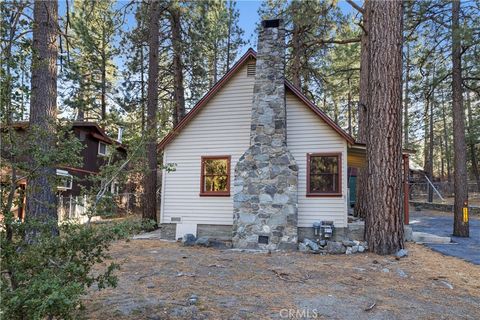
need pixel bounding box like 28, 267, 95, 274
83, 240, 480, 320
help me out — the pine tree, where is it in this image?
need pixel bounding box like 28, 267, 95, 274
62, 0, 120, 123
142, 0, 161, 222
451, 0, 469, 237
364, 0, 404, 254
27, 0, 59, 237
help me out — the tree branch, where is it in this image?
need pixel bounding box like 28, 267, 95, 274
346, 0, 364, 14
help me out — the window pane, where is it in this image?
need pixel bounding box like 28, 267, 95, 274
99, 143, 107, 154
202, 157, 229, 194
310, 156, 338, 174
204, 175, 228, 192
204, 159, 228, 175
310, 155, 339, 193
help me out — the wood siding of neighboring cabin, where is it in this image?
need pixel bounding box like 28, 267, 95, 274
160, 62, 348, 228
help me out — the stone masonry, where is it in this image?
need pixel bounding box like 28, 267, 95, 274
232, 19, 298, 250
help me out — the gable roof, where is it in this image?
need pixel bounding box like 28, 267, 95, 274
6, 121, 125, 150
158, 49, 355, 150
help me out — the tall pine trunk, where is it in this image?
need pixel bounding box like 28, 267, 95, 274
101, 26, 107, 121
428, 86, 435, 202
441, 94, 452, 183
170, 5, 186, 126
466, 91, 480, 191
347, 77, 352, 136
27, 0, 59, 236
354, 0, 369, 219
142, 0, 160, 222
364, 0, 404, 254
451, 0, 469, 237
403, 43, 410, 146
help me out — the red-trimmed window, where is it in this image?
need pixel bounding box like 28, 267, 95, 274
307, 153, 342, 197
200, 156, 231, 196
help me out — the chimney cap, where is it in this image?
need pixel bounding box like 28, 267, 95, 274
262, 19, 281, 28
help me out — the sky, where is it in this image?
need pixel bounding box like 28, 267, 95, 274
59, 0, 358, 57
236, 0, 262, 48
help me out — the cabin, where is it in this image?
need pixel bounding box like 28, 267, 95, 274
157, 19, 410, 249
1, 121, 127, 222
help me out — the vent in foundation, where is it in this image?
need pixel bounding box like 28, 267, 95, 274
258, 235, 269, 244
247, 63, 256, 77
171, 217, 181, 222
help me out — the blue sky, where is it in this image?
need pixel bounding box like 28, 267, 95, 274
59, 0, 357, 55
236, 0, 262, 47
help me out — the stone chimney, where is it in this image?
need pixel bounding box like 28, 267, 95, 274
232, 19, 298, 250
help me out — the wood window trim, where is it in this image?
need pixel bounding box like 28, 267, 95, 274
98, 141, 108, 156
306, 152, 342, 197
200, 155, 231, 197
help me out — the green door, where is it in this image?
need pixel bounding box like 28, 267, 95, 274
349, 176, 357, 207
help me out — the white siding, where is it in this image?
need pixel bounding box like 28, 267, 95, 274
286, 92, 348, 228
161, 64, 348, 228
161, 63, 254, 225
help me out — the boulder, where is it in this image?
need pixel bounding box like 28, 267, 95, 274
395, 249, 408, 259
342, 240, 356, 247
326, 241, 346, 254
345, 247, 353, 255
303, 238, 320, 251
195, 237, 211, 247
298, 242, 309, 253
182, 234, 196, 246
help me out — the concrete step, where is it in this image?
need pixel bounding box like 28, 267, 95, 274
412, 231, 451, 244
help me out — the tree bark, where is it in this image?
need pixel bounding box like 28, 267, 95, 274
347, 77, 352, 136
364, 0, 404, 254
428, 85, 435, 202
441, 93, 452, 183
101, 25, 107, 121
170, 4, 186, 126
226, 0, 233, 70
451, 0, 469, 237
142, 0, 160, 222
27, 0, 59, 236
354, 0, 369, 219
140, 45, 146, 133
403, 43, 410, 146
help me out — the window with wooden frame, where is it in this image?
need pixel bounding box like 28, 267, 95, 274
307, 153, 342, 197
200, 156, 231, 196
98, 141, 108, 156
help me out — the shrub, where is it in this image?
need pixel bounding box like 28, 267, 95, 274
0, 218, 155, 319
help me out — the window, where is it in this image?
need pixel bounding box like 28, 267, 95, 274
200, 156, 231, 196
307, 153, 342, 196
98, 142, 108, 156
56, 169, 73, 190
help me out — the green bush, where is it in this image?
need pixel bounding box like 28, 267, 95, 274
0, 218, 156, 319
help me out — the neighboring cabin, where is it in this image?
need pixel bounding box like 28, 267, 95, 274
1, 121, 127, 221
